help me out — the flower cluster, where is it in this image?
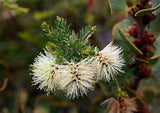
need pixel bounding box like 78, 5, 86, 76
102, 97, 137, 113
128, 1, 156, 81
30, 42, 125, 99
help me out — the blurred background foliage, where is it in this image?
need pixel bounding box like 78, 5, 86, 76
0, 0, 160, 113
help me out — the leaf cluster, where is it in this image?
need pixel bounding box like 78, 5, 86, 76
41, 16, 96, 64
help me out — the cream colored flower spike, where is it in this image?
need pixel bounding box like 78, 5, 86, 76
31, 50, 61, 94
59, 58, 96, 99
94, 42, 125, 81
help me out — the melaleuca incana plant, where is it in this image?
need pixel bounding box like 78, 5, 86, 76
30, 0, 160, 110
30, 16, 125, 99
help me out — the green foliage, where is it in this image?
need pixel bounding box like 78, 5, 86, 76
152, 0, 160, 14
135, 4, 160, 17
118, 29, 143, 55
152, 58, 160, 80
150, 13, 160, 36
112, 19, 143, 55
112, 19, 133, 42
144, 89, 155, 104
41, 16, 96, 64
151, 36, 160, 59
1, 0, 160, 112
108, 0, 128, 14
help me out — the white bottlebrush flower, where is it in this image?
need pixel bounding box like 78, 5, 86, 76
30, 50, 61, 94
94, 42, 125, 81
59, 58, 96, 99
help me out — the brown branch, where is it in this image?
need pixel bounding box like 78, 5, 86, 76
137, 19, 146, 39
17, 96, 25, 113
0, 60, 12, 92
0, 78, 8, 92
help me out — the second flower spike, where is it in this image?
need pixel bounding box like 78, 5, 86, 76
59, 58, 97, 99
31, 50, 63, 94
93, 42, 125, 81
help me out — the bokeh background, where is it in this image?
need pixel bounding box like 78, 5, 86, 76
0, 0, 160, 113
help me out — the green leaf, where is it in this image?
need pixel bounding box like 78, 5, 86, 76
112, 19, 133, 40
108, 0, 128, 14
118, 29, 143, 55
42, 17, 96, 64
79, 26, 96, 43
152, 0, 160, 14
150, 13, 160, 36
152, 59, 160, 81
112, 19, 143, 55
135, 4, 160, 17
144, 89, 155, 104
151, 36, 160, 59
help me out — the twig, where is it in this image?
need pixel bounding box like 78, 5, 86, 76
0, 60, 12, 92
17, 95, 25, 113
0, 78, 8, 92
